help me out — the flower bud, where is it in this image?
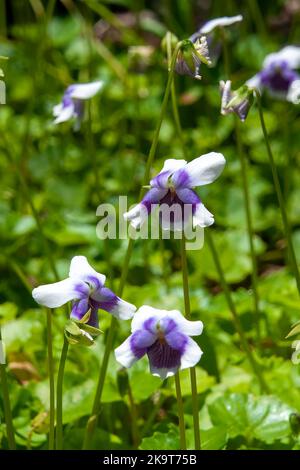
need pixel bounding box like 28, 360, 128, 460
220, 80, 253, 121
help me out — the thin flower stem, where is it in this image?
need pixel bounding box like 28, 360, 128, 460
82, 42, 183, 449
174, 372, 187, 450
56, 337, 69, 450
4, 148, 59, 281
205, 230, 269, 392
221, 27, 230, 78
246, 0, 267, 38
180, 235, 201, 450
235, 119, 261, 342
127, 383, 140, 448
0, 326, 16, 449
255, 91, 300, 295
7, 259, 56, 448
46, 309, 55, 450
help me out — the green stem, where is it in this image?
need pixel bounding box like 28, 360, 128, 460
221, 27, 230, 78
56, 337, 69, 450
0, 327, 16, 449
127, 383, 140, 448
4, 148, 58, 281
255, 91, 300, 295
174, 372, 187, 450
235, 119, 261, 341
166, 32, 187, 160
180, 236, 201, 450
205, 230, 269, 392
46, 309, 55, 450
82, 42, 183, 449
246, 0, 267, 38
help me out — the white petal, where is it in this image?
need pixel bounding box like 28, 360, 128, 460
263, 46, 300, 70
69, 256, 106, 288
193, 202, 214, 227
161, 309, 203, 336
53, 103, 75, 124
110, 299, 136, 320
199, 15, 243, 34
69, 81, 103, 100
131, 305, 162, 333
179, 152, 226, 187
149, 365, 178, 380
287, 79, 300, 104
246, 74, 262, 92
53, 103, 63, 117
32, 278, 81, 308
180, 337, 203, 370
159, 159, 187, 174
124, 203, 149, 229
115, 337, 138, 368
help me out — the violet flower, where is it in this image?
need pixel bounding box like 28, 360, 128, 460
246, 46, 300, 103
115, 305, 203, 379
53, 81, 103, 125
124, 153, 226, 231
32, 256, 136, 328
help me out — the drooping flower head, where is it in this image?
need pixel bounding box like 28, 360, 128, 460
115, 306, 203, 379
124, 153, 226, 231
246, 46, 300, 103
220, 80, 253, 121
32, 256, 136, 328
190, 15, 243, 67
175, 36, 212, 80
53, 81, 103, 125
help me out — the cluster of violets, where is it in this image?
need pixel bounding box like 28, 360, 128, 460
32, 14, 300, 381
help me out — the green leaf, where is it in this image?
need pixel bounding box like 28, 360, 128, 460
139, 425, 179, 450
208, 393, 294, 444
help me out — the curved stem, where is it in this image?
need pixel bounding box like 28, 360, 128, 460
255, 91, 300, 295
206, 230, 269, 393
56, 338, 69, 450
174, 372, 187, 450
0, 327, 16, 449
180, 236, 201, 450
46, 309, 55, 450
82, 42, 183, 449
235, 119, 261, 342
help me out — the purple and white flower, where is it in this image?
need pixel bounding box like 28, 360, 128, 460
220, 80, 253, 121
32, 256, 136, 328
246, 46, 300, 103
189, 15, 243, 67
198, 15, 243, 35
124, 153, 226, 231
53, 81, 103, 124
115, 305, 203, 379
175, 36, 211, 80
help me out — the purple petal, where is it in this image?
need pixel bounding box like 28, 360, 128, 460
150, 170, 172, 189
165, 329, 188, 354
141, 187, 168, 213
70, 298, 89, 321
91, 286, 118, 313
171, 168, 190, 189
176, 188, 201, 211
130, 329, 156, 359
260, 61, 299, 94
147, 339, 182, 369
